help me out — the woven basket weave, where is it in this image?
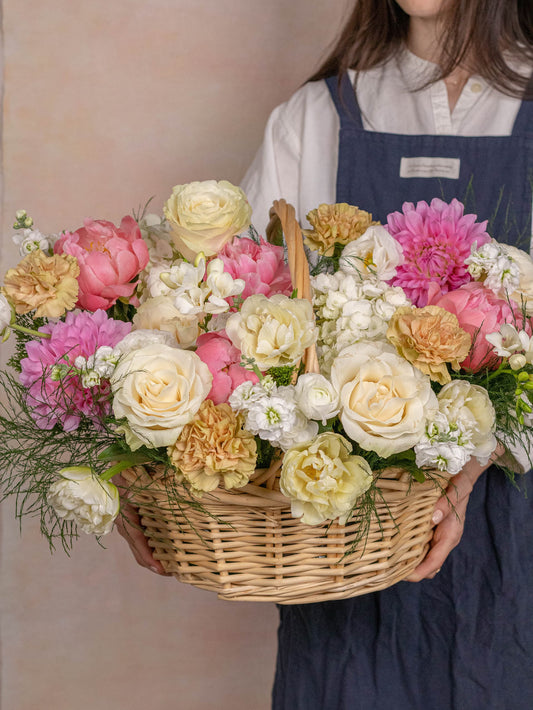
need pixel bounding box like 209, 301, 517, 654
120, 200, 446, 604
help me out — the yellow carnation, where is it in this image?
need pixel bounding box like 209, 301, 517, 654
168, 400, 257, 495
2, 250, 79, 318
303, 203, 378, 256
387, 305, 471, 385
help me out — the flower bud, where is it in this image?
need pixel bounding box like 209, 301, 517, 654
509, 353, 527, 370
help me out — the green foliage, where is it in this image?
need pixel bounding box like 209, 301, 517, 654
108, 298, 136, 323
255, 437, 275, 469
6, 313, 47, 372
268, 365, 296, 387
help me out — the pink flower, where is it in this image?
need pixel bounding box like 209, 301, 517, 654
20, 310, 131, 430
195, 331, 259, 404
387, 198, 491, 307
427, 282, 520, 371
54, 216, 149, 311
218, 236, 292, 299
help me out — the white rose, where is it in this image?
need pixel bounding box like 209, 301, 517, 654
47, 466, 120, 535
226, 293, 317, 370
133, 295, 200, 348
0, 294, 13, 332
331, 341, 438, 457
437, 380, 497, 463
280, 432, 373, 525
501, 244, 533, 314
111, 344, 212, 449
294, 373, 340, 424
163, 180, 252, 260
340, 225, 404, 280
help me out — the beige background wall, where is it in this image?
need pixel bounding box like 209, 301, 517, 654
0, 2, 350, 709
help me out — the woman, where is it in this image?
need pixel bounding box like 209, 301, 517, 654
240, 1, 533, 708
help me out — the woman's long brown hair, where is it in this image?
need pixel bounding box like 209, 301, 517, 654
309, 0, 533, 97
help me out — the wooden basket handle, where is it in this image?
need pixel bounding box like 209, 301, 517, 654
266, 199, 320, 374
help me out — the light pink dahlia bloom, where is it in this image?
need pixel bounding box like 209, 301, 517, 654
218, 236, 292, 299
20, 310, 131, 431
54, 216, 149, 311
387, 198, 491, 307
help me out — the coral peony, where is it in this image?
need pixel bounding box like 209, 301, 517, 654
195, 331, 259, 404
54, 216, 149, 311
387, 198, 491, 306
20, 310, 131, 431
427, 281, 520, 371
218, 236, 292, 299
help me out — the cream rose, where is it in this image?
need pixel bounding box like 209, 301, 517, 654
163, 180, 252, 260
110, 344, 212, 449
280, 432, 373, 525
501, 244, 533, 315
225, 293, 317, 370
132, 295, 200, 348
294, 373, 340, 424
47, 466, 120, 535
330, 341, 438, 457
437, 380, 497, 463
339, 225, 404, 280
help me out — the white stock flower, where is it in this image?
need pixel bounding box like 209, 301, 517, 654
339, 225, 404, 280
47, 466, 120, 535
414, 440, 472, 475
113, 329, 179, 355
81, 370, 101, 388
467, 241, 520, 295
0, 294, 13, 332
12, 228, 51, 256
280, 432, 373, 525
294, 373, 340, 424
111, 344, 212, 449
331, 340, 437, 457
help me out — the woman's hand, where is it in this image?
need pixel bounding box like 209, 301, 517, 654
406, 444, 505, 582
113, 473, 170, 576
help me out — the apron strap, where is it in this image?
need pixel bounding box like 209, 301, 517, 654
325, 74, 364, 130
512, 71, 533, 135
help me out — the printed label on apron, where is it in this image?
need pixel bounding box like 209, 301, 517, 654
400, 157, 460, 179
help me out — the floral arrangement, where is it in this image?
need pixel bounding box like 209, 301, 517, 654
1, 181, 532, 550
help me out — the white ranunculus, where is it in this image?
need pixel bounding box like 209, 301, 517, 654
437, 380, 497, 464
133, 295, 200, 348
501, 244, 533, 314
280, 432, 373, 525
111, 344, 212, 449
330, 340, 437, 457
294, 373, 340, 424
226, 293, 317, 370
339, 225, 404, 280
0, 294, 12, 332
164, 180, 252, 260
47, 466, 120, 535
114, 328, 179, 355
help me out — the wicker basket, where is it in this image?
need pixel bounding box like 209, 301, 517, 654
120, 200, 447, 604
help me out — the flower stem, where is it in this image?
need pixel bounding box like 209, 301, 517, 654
100, 460, 139, 481
10, 323, 51, 339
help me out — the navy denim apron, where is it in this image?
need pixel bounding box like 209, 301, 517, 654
272, 74, 533, 710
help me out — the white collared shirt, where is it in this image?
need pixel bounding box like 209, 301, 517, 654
242, 50, 531, 241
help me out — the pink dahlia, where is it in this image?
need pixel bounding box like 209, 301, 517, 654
20, 310, 131, 431
54, 216, 149, 311
427, 281, 521, 372
195, 331, 259, 404
218, 236, 292, 299
387, 198, 491, 307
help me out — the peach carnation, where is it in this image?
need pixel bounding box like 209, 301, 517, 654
3, 250, 79, 318
168, 400, 257, 495
387, 305, 471, 385
303, 203, 378, 256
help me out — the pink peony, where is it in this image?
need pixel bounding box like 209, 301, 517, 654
218, 236, 293, 299
20, 310, 131, 430
387, 198, 491, 307
54, 216, 149, 311
195, 331, 259, 404
427, 281, 521, 372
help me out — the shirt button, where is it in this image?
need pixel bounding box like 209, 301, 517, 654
470, 82, 483, 93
